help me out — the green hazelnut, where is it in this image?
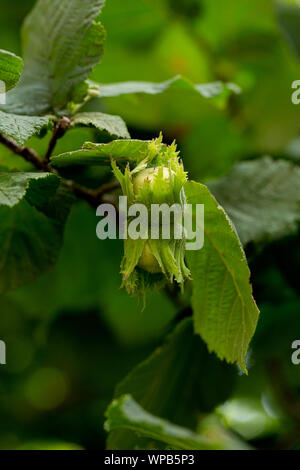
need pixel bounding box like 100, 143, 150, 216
133, 167, 171, 194
138, 242, 162, 274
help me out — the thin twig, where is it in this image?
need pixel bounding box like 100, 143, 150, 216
64, 180, 120, 208
0, 133, 48, 171
164, 283, 186, 311
94, 181, 120, 198
45, 116, 71, 162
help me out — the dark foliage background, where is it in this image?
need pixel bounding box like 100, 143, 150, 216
0, 0, 299, 450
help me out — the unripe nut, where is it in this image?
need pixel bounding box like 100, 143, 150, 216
138, 242, 161, 274
133, 167, 170, 274
133, 167, 171, 194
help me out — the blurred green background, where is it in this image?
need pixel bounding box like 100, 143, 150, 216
0, 0, 300, 450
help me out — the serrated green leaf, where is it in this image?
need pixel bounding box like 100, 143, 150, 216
71, 112, 130, 139
94, 75, 241, 100
0, 173, 73, 294
209, 157, 300, 245
105, 395, 249, 450
0, 111, 52, 146
0, 172, 57, 207
3, 0, 106, 116
0, 49, 23, 91
184, 181, 259, 373
51, 139, 165, 168
108, 318, 235, 450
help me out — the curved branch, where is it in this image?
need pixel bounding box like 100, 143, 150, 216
0, 133, 48, 171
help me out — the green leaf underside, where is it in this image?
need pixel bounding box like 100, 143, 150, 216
105, 395, 215, 451
185, 181, 259, 373
95, 75, 241, 99
51, 139, 165, 168
108, 318, 235, 450
0, 111, 52, 146
71, 112, 130, 139
209, 156, 300, 246
0, 49, 23, 91
0, 173, 73, 294
105, 395, 250, 451
2, 0, 106, 116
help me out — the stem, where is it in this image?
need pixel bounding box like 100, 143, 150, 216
164, 284, 186, 311
45, 116, 71, 162
94, 181, 120, 198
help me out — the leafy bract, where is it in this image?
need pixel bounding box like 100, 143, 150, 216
185, 181, 259, 373
0, 49, 23, 91
209, 157, 300, 245
93, 75, 241, 100
0, 173, 73, 294
105, 395, 250, 451
3, 0, 106, 116
0, 111, 52, 146
71, 112, 130, 139
108, 318, 235, 450
51, 139, 167, 168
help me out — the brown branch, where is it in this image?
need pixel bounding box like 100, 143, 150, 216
45, 116, 71, 162
0, 133, 48, 171
94, 181, 120, 198
0, 131, 120, 209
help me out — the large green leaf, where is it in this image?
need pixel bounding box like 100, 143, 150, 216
51, 139, 165, 168
95, 75, 241, 100
105, 395, 250, 450
0, 49, 23, 91
71, 112, 130, 139
0, 173, 73, 294
185, 181, 259, 373
209, 157, 300, 245
0, 111, 52, 146
3, 0, 106, 116
108, 318, 235, 450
